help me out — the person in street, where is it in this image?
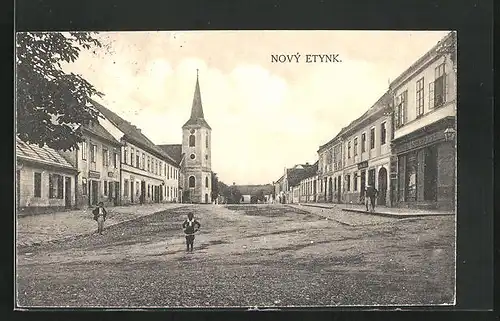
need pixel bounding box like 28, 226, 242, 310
92, 202, 107, 235
365, 184, 378, 212
182, 212, 201, 252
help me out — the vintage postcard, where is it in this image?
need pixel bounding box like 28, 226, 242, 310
15, 30, 457, 308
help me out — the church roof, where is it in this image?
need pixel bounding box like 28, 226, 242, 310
157, 144, 183, 165
182, 72, 211, 130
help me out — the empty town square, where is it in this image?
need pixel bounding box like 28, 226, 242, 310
17, 204, 454, 307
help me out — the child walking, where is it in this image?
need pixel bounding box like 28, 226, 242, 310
182, 212, 201, 252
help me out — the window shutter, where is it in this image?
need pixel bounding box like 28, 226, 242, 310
429, 81, 435, 109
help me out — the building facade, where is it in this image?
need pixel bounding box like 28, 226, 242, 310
341, 92, 393, 206
298, 162, 318, 203
390, 32, 457, 210
92, 100, 181, 206
59, 122, 122, 208
181, 73, 212, 204
16, 137, 78, 214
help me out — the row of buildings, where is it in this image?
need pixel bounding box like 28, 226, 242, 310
273, 32, 457, 210
16, 72, 214, 214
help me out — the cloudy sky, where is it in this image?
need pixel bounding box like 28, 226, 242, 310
64, 30, 449, 185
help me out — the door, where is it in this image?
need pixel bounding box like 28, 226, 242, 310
337, 176, 342, 203
91, 180, 99, 205
378, 167, 388, 206
114, 182, 119, 205
65, 177, 72, 208
360, 171, 366, 201
324, 178, 327, 200
424, 146, 438, 201
328, 177, 333, 202
131, 181, 134, 203
140, 181, 146, 204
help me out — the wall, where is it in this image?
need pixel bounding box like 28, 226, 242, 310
17, 163, 75, 214
393, 54, 457, 140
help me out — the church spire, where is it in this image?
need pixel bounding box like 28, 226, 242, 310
183, 70, 211, 129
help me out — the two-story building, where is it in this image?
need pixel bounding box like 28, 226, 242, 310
390, 32, 456, 210
157, 144, 185, 203
318, 133, 345, 204
341, 92, 393, 206
59, 121, 122, 208
16, 137, 78, 214
92, 100, 181, 205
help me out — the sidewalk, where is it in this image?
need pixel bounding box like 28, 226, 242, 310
16, 203, 188, 247
299, 202, 454, 218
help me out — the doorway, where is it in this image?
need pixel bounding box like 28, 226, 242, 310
424, 146, 438, 201
65, 177, 72, 208
91, 180, 99, 206
324, 177, 327, 200
140, 181, 146, 204
114, 181, 120, 205
337, 176, 341, 203
360, 171, 366, 201
328, 177, 333, 202
130, 181, 134, 203
368, 169, 376, 187
378, 167, 388, 206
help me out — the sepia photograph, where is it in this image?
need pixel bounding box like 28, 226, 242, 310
15, 30, 457, 308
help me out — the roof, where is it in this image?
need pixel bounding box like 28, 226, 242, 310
157, 144, 182, 165
90, 99, 178, 166
16, 137, 76, 170
234, 184, 274, 196
83, 121, 121, 146
182, 74, 211, 129
287, 162, 318, 187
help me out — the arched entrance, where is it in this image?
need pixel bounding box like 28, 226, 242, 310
378, 167, 388, 206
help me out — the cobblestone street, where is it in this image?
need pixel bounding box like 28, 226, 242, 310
16, 204, 455, 307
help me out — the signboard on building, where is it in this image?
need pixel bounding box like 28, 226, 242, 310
357, 161, 368, 170
89, 170, 100, 179
393, 131, 444, 154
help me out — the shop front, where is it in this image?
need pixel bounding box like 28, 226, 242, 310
392, 117, 455, 210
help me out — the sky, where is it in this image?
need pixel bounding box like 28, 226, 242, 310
64, 30, 450, 185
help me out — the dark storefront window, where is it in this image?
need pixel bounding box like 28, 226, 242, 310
405, 153, 418, 202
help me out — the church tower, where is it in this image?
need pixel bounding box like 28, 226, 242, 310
182, 70, 212, 203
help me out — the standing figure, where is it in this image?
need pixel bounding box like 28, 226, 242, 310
182, 212, 201, 252
365, 184, 379, 212
92, 202, 107, 235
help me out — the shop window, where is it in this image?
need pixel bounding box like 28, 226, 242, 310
353, 173, 358, 191
405, 153, 418, 202
346, 175, 351, 191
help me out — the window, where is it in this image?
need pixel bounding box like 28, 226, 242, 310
205, 154, 208, 160
130, 148, 134, 165
108, 181, 113, 198
34, 172, 41, 197
370, 128, 375, 149
205, 176, 209, 188
189, 135, 195, 147
148, 185, 150, 198
124, 179, 129, 196
103, 148, 109, 166
189, 176, 195, 188
380, 122, 387, 145
136, 153, 140, 168
416, 77, 425, 117
104, 180, 108, 195
49, 174, 63, 199
113, 152, 118, 168
353, 138, 358, 156
82, 178, 87, 195
147, 157, 150, 171
91, 144, 97, 163
430, 63, 446, 108
206, 136, 209, 148
346, 175, 351, 191
141, 154, 145, 169
167, 186, 170, 197
81, 141, 88, 160
124, 148, 128, 164
395, 90, 408, 128
347, 141, 351, 159
353, 173, 358, 191
361, 133, 366, 152
190, 154, 196, 160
